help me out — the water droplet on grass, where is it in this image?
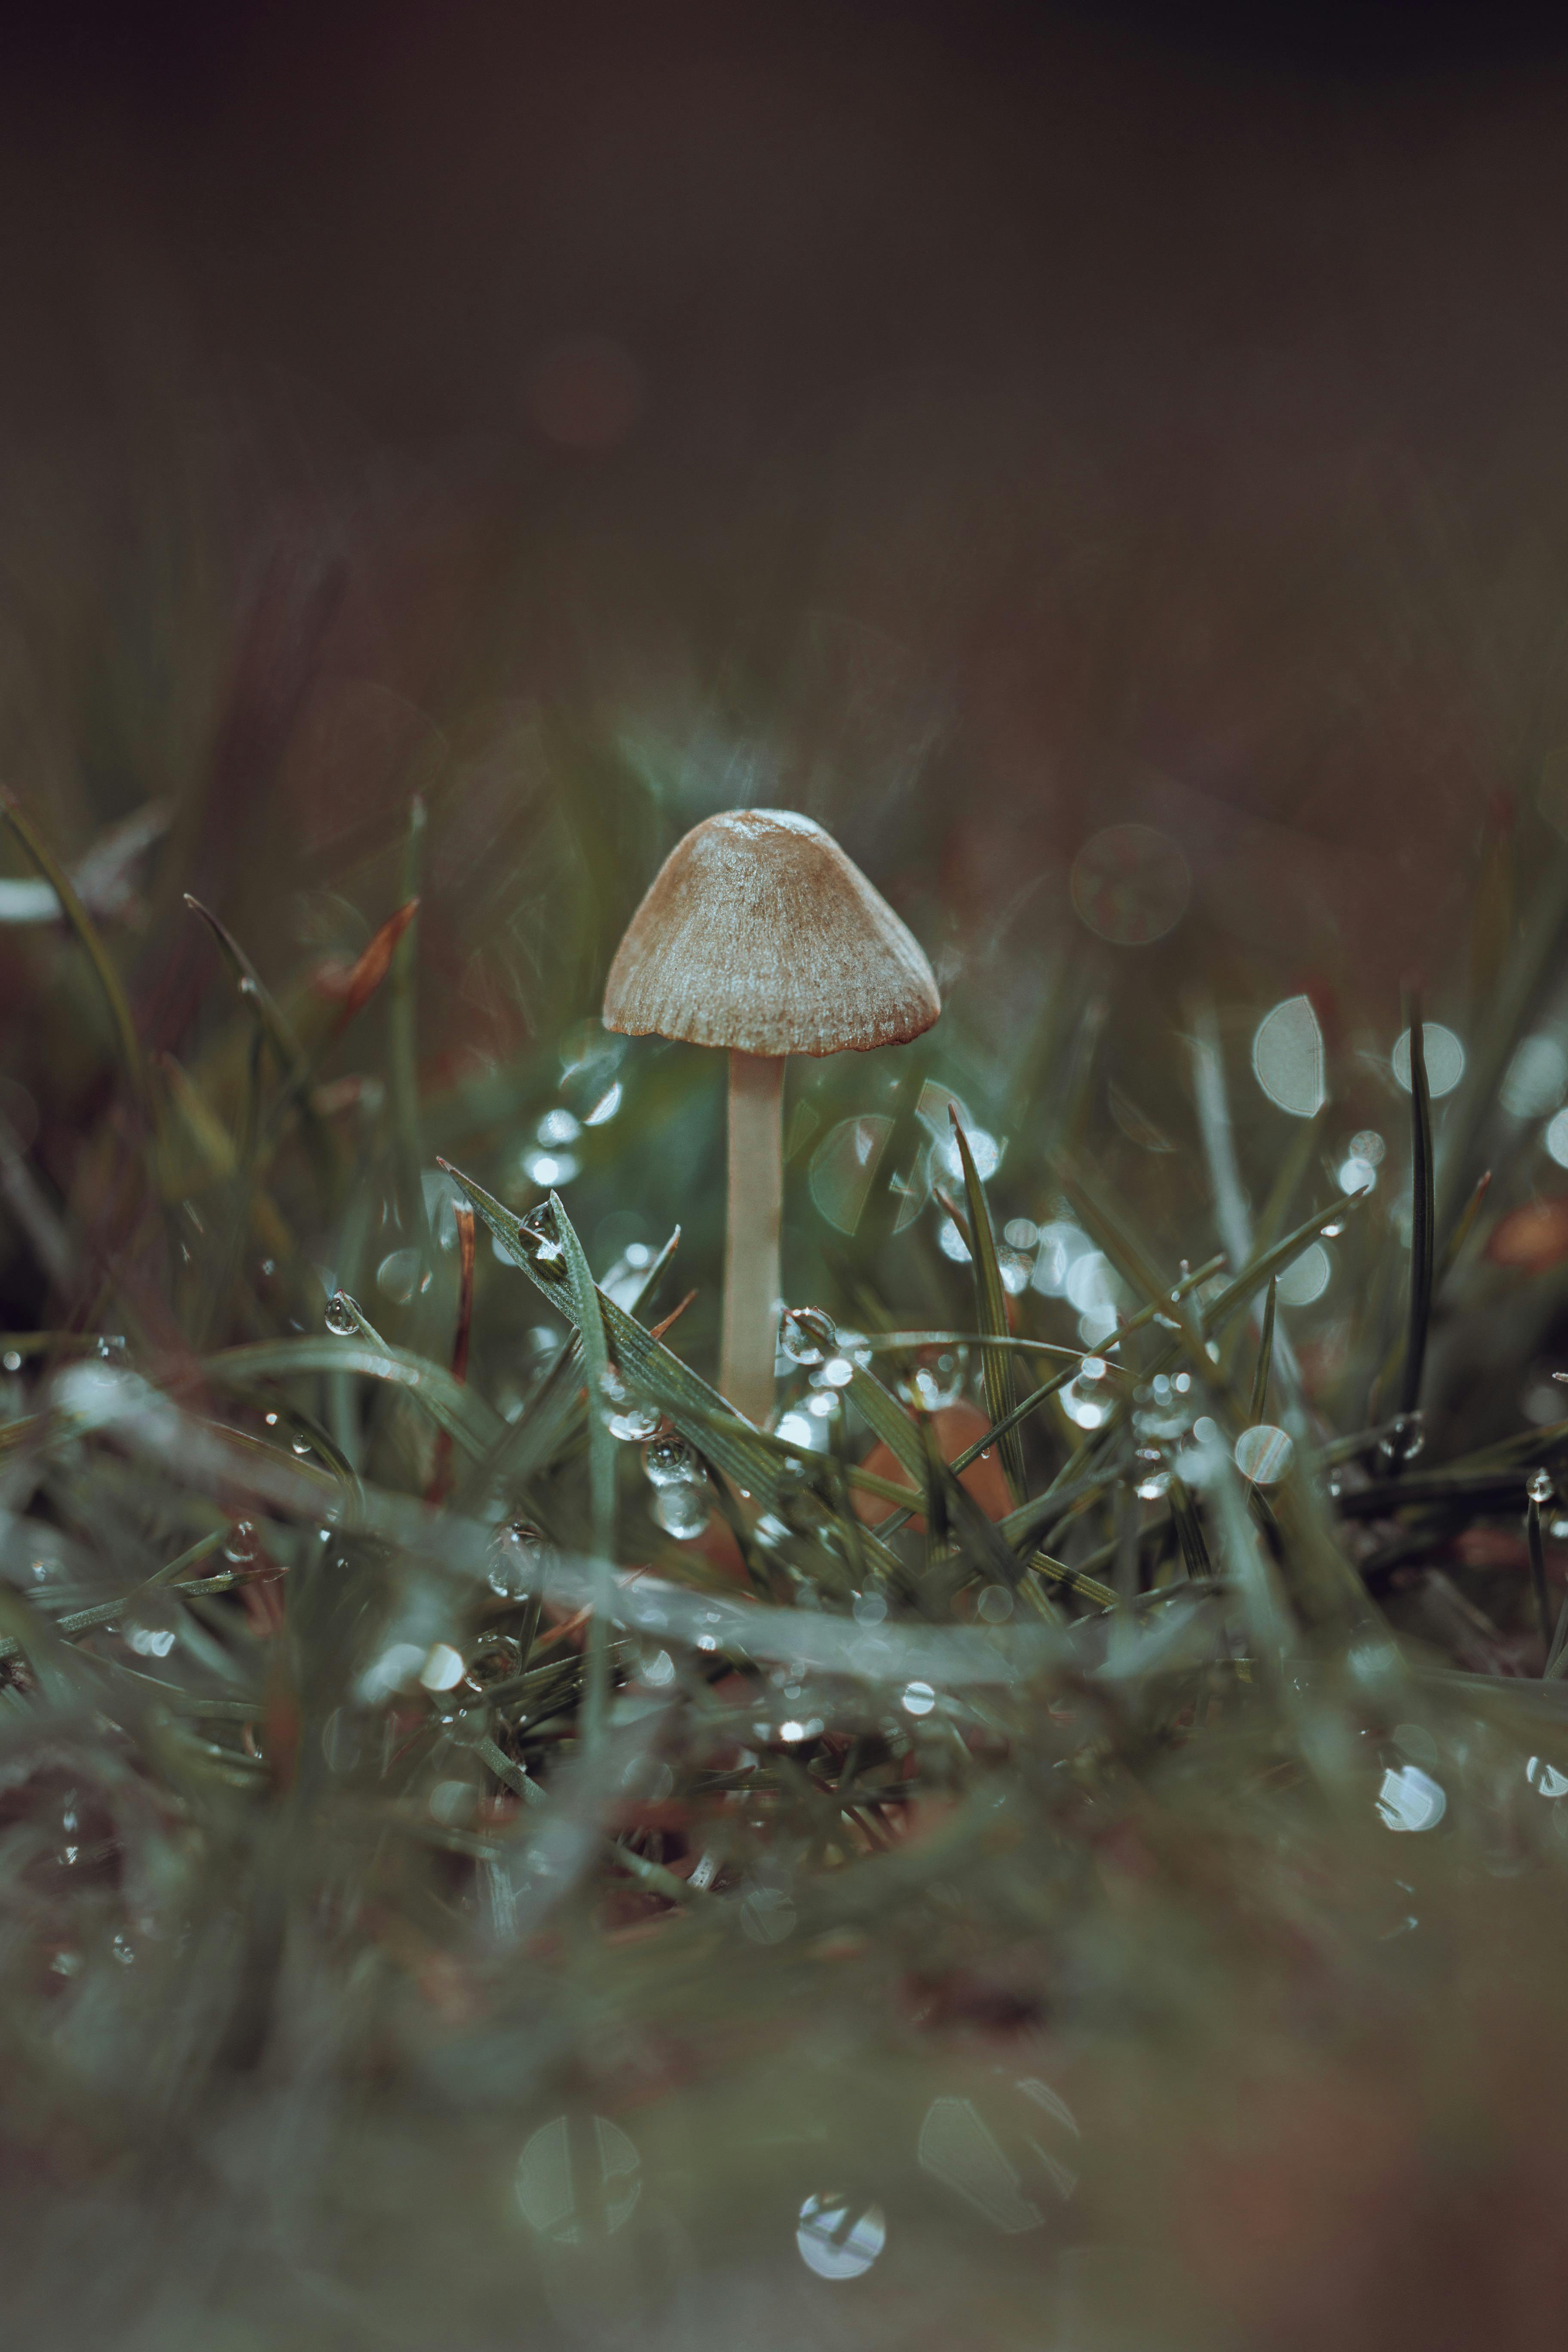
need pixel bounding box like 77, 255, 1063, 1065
902, 1680, 936, 1717
488, 1522, 547, 1599
324, 1292, 357, 1335
781, 1307, 837, 1366
464, 1633, 523, 1690
519, 1201, 563, 1265
1528, 1469, 1555, 1504
653, 1483, 708, 1540
1378, 1411, 1426, 1468
597, 1364, 658, 1441
643, 1434, 698, 1488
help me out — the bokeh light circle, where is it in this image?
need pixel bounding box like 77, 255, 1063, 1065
1392, 1024, 1465, 1099
1070, 824, 1190, 946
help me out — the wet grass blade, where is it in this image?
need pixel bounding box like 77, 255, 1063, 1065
1200, 1188, 1365, 1343
550, 1189, 614, 1751
438, 1160, 794, 1510
1250, 1277, 1278, 1425
205, 1338, 502, 1457
426, 1204, 475, 1505
1397, 991, 1436, 1429
1528, 1481, 1552, 1659
949, 1112, 1024, 1504
183, 895, 310, 1088
1054, 1145, 1200, 1352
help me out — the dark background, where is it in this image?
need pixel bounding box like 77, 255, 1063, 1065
5, 0, 1568, 1068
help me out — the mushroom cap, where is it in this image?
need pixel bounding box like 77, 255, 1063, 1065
602, 808, 941, 1057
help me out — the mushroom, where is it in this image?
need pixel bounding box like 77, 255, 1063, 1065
603, 808, 940, 1427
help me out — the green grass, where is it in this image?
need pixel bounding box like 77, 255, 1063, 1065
5, 778, 1568, 2349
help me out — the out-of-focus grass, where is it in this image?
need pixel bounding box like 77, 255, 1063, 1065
3, 630, 1568, 2352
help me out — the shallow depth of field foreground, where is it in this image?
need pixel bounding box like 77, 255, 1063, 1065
6, 10, 1568, 2350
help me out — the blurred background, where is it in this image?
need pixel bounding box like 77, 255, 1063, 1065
9, 15, 1568, 2348
6, 0, 1568, 1395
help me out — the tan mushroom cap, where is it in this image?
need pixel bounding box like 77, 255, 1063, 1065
603, 808, 941, 1057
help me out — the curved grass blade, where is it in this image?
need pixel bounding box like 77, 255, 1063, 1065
2, 792, 147, 1114
205, 1337, 502, 1458
1528, 1480, 1552, 1658
437, 1160, 789, 1506
1199, 1188, 1365, 1343
549, 1188, 614, 1749
1250, 1277, 1278, 1425
183, 895, 310, 1088
949, 1112, 1023, 1504
1397, 992, 1436, 1436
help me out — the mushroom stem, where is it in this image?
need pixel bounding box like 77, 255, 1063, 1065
721, 1050, 785, 1427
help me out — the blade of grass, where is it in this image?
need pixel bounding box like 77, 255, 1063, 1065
949, 1110, 1023, 1502
1250, 1277, 1278, 1424
1528, 1480, 1552, 1660
1397, 989, 1436, 1436
550, 1187, 615, 1753
2, 793, 148, 1115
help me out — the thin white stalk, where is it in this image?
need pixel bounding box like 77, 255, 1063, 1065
722, 1050, 785, 1428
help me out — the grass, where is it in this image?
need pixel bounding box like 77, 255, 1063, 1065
4, 774, 1568, 2350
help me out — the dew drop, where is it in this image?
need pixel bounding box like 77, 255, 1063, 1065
902, 1680, 936, 1717
518, 1201, 563, 1265
1378, 1410, 1426, 1469
224, 1520, 260, 1565
599, 1366, 659, 1442
643, 1433, 699, 1488
654, 1482, 709, 1540
3, 1349, 21, 1373
95, 1334, 128, 1364
324, 1292, 358, 1336
488, 1520, 547, 1599
1528, 1469, 1555, 1505
781, 1306, 837, 1367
